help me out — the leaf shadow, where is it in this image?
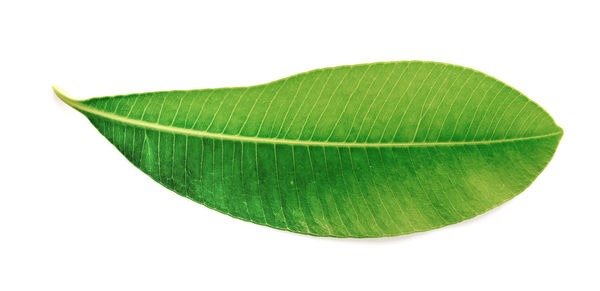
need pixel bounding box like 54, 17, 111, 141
308, 198, 517, 245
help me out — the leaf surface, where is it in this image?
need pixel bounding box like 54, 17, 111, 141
55, 61, 562, 237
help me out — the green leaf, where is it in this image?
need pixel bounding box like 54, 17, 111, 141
55, 61, 562, 238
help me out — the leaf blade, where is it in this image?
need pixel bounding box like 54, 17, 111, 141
54, 61, 563, 237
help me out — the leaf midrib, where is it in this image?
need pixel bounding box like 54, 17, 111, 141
55, 86, 562, 148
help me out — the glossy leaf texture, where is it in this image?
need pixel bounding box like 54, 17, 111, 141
55, 61, 562, 238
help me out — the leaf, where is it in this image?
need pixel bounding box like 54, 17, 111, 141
54, 61, 562, 238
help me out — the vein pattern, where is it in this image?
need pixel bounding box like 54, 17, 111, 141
55, 61, 562, 238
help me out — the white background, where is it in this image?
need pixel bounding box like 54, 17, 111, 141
1, 1, 598, 290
